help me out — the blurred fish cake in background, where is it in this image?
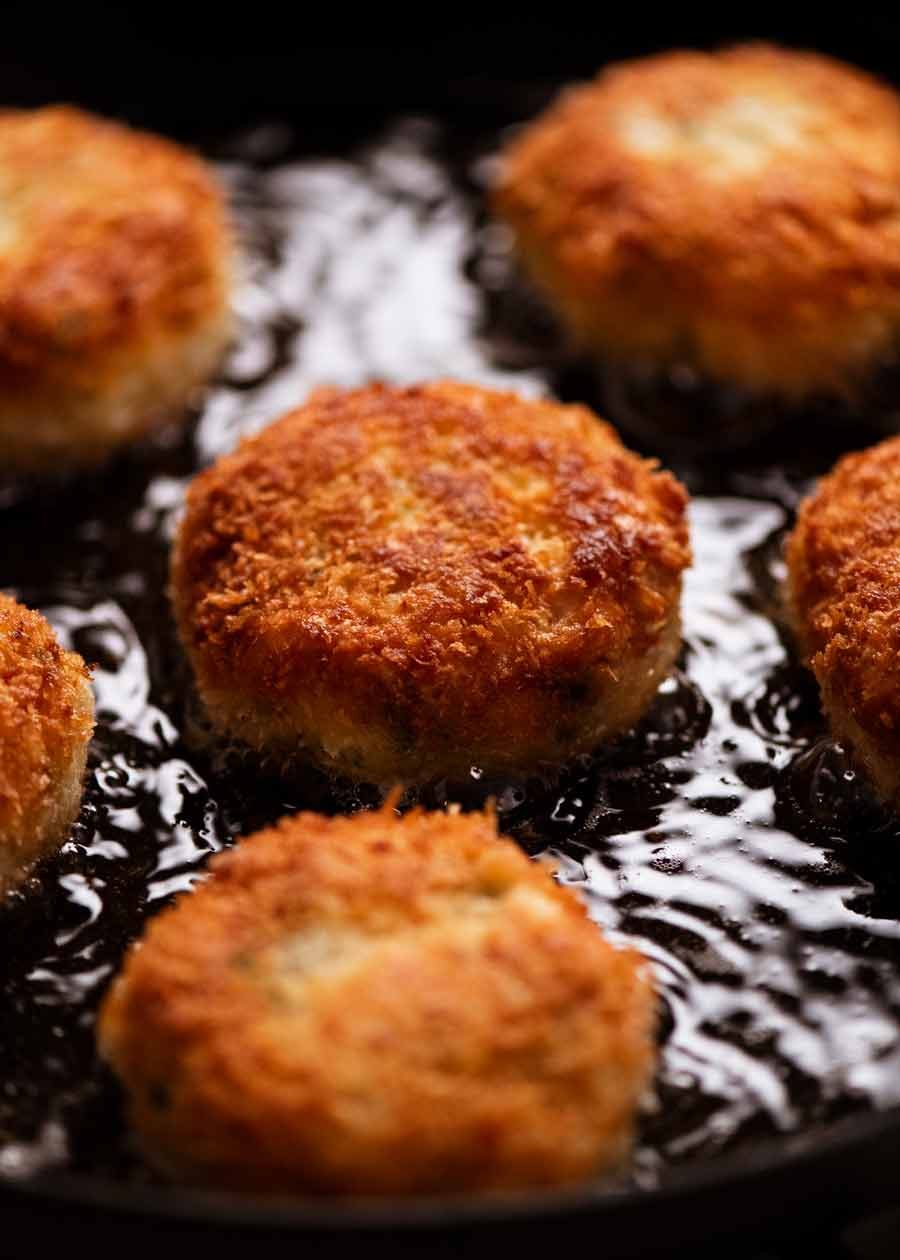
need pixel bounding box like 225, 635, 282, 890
495, 44, 900, 446
0, 106, 232, 473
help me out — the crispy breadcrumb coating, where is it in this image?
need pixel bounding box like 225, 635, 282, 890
98, 802, 656, 1194
0, 594, 94, 889
0, 106, 232, 471
495, 45, 900, 401
171, 381, 690, 782
787, 436, 900, 805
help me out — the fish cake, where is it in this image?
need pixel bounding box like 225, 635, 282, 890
98, 802, 656, 1194
0, 594, 94, 890
787, 436, 900, 807
171, 381, 690, 782
0, 106, 232, 471
495, 45, 900, 439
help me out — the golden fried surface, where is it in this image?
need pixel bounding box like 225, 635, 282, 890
495, 44, 900, 400
787, 437, 900, 805
172, 382, 690, 781
98, 803, 656, 1195
0, 594, 94, 889
0, 106, 232, 470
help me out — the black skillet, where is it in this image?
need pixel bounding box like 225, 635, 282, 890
2, 16, 900, 1257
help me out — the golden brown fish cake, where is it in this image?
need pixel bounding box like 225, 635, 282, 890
171, 381, 690, 782
0, 594, 94, 890
0, 106, 232, 471
98, 802, 656, 1195
786, 436, 900, 806
495, 45, 900, 409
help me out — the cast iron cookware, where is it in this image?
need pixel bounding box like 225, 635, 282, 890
1, 17, 900, 1256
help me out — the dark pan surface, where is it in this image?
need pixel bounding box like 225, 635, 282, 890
0, 117, 900, 1234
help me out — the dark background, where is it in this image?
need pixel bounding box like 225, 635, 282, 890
5, 13, 900, 140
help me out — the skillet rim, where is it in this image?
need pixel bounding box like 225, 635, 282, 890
3, 1097, 899, 1230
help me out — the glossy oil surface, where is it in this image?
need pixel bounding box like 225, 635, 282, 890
1, 119, 899, 1190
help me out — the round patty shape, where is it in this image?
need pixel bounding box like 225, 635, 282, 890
0, 594, 94, 890
98, 803, 656, 1195
494, 44, 900, 401
787, 436, 900, 807
171, 381, 690, 782
0, 106, 232, 471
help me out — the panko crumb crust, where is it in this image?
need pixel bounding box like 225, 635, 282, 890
98, 803, 656, 1195
171, 381, 690, 782
0, 594, 94, 889
495, 44, 900, 400
787, 436, 900, 806
0, 106, 232, 470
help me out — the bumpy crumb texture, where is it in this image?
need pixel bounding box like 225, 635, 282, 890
787, 436, 900, 804
0, 594, 94, 888
172, 381, 689, 781
495, 44, 900, 399
98, 804, 656, 1195
0, 106, 232, 468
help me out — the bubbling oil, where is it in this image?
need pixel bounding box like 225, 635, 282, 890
0, 119, 898, 1189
